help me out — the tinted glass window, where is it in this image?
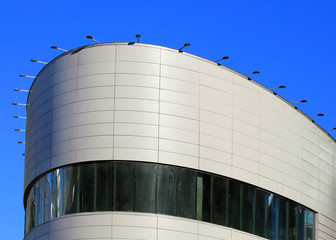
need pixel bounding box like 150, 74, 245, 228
305, 210, 314, 240
95, 162, 114, 211
278, 197, 288, 239
298, 206, 305, 239
114, 162, 134, 211
157, 165, 177, 216
242, 184, 255, 233
25, 190, 35, 233
267, 194, 279, 239
177, 168, 196, 219
51, 169, 63, 218
255, 190, 268, 238
62, 165, 78, 215
78, 164, 95, 212
196, 174, 211, 222
228, 180, 241, 230
212, 176, 228, 225
24, 161, 315, 240
135, 163, 156, 213
288, 201, 299, 240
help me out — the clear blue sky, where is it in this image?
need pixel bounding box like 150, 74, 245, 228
1, 0, 335, 239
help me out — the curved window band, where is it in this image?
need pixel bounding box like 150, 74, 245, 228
25, 161, 315, 239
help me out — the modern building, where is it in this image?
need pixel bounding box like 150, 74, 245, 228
23, 42, 336, 240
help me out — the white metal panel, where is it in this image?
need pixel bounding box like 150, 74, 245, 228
53, 53, 78, 73
160, 65, 200, 84
77, 86, 115, 101
76, 99, 114, 113
159, 151, 198, 169
160, 114, 199, 132
76, 111, 114, 125
116, 73, 159, 88
77, 74, 115, 89
158, 229, 197, 240
114, 123, 158, 138
199, 146, 232, 166
116, 62, 160, 76
53, 66, 77, 84
232, 167, 259, 188
115, 111, 158, 125
112, 226, 157, 240
76, 148, 113, 162
161, 50, 200, 72
78, 45, 116, 65
78, 62, 116, 77
160, 89, 199, 108
114, 148, 158, 162
161, 77, 199, 96
116, 45, 160, 63
115, 98, 159, 113
160, 101, 199, 120
116, 85, 159, 101
233, 155, 259, 175
114, 136, 158, 150
160, 126, 198, 145
198, 221, 231, 239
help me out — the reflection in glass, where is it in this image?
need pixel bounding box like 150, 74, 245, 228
278, 197, 288, 239
177, 168, 196, 219
255, 190, 268, 238
228, 181, 241, 229
95, 162, 113, 211
212, 176, 228, 226
135, 163, 156, 213
298, 206, 305, 239
25, 190, 35, 233
305, 210, 314, 240
288, 202, 299, 240
267, 194, 279, 239
157, 165, 177, 216
114, 162, 134, 211
79, 164, 95, 212
24, 161, 315, 240
62, 165, 78, 215
197, 174, 211, 222
242, 184, 255, 233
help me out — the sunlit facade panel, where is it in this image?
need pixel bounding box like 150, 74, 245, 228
23, 43, 336, 240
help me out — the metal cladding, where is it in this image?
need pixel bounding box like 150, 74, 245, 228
24, 43, 336, 240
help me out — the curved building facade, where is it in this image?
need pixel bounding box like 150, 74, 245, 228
23, 43, 336, 240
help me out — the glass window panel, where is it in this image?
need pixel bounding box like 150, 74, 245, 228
25, 189, 35, 235
267, 194, 279, 239
34, 178, 45, 225
114, 162, 135, 211
228, 180, 241, 230
298, 207, 305, 239
45, 173, 53, 222
255, 189, 268, 238
197, 173, 211, 222
78, 163, 95, 212
24, 161, 315, 239
135, 163, 156, 213
49, 170, 61, 218
177, 168, 196, 219
95, 162, 114, 211
62, 165, 79, 215
305, 209, 314, 240
212, 175, 228, 226
288, 202, 299, 240
278, 197, 288, 240
157, 165, 177, 216
242, 184, 255, 233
